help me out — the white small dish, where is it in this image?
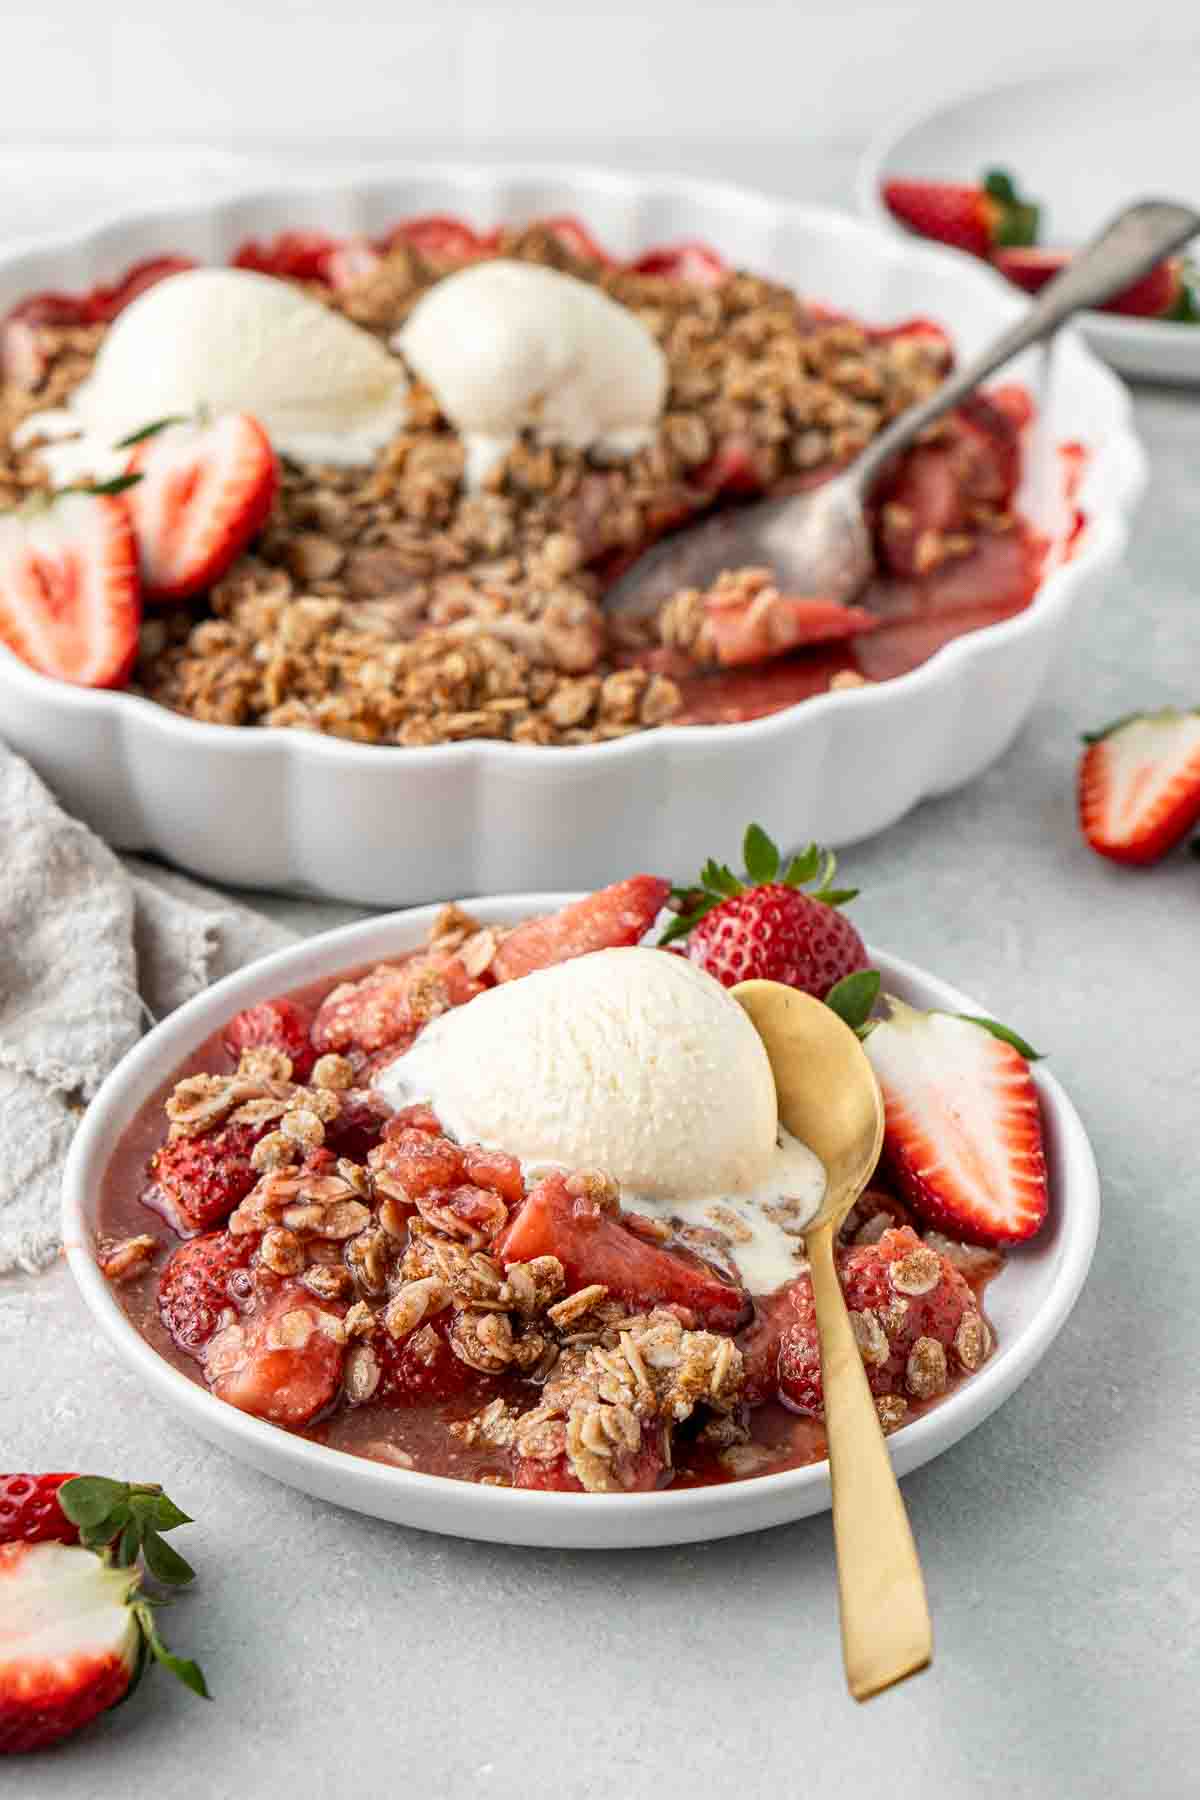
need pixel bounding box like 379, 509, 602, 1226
63, 897, 1100, 1550
0, 163, 1144, 905
857, 56, 1200, 385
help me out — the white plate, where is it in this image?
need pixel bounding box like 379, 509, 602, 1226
63, 898, 1100, 1550
857, 57, 1200, 384
0, 164, 1144, 904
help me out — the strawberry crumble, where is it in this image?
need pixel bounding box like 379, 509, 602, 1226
0, 214, 1046, 742
98, 838, 1043, 1495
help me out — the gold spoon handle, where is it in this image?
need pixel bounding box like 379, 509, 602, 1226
807, 1220, 933, 1701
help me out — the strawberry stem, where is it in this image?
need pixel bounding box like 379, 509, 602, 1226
660, 824, 859, 947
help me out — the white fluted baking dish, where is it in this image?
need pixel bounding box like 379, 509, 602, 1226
0, 165, 1145, 904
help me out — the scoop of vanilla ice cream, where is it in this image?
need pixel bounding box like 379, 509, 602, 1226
20, 269, 409, 482
397, 259, 667, 487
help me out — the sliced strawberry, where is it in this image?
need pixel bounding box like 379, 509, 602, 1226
993, 246, 1184, 318
157, 1230, 258, 1356
497, 1173, 747, 1331
124, 412, 277, 602
696, 587, 877, 669
205, 1281, 344, 1426
513, 1419, 666, 1491
374, 1312, 493, 1407
86, 256, 197, 323
882, 170, 1039, 258
541, 215, 614, 266
222, 998, 315, 1082
1078, 708, 1200, 865
311, 953, 484, 1055
778, 1225, 983, 1417
0, 490, 140, 688
864, 999, 1048, 1247
631, 241, 726, 285
385, 216, 487, 264
149, 1120, 267, 1234
232, 231, 340, 283
695, 436, 763, 496
490, 876, 670, 983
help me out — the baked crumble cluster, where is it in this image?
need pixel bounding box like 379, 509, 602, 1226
0, 220, 1005, 747
102, 895, 1003, 1495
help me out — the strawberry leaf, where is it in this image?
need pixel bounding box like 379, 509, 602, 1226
954, 1013, 1043, 1062
824, 969, 880, 1030
118, 1519, 141, 1567
57, 1475, 126, 1528
782, 845, 821, 886
114, 415, 187, 449
141, 1529, 196, 1586
73, 472, 145, 498
742, 823, 779, 884
136, 1607, 210, 1700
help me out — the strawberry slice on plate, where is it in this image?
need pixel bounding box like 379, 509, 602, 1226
124, 412, 277, 602
0, 488, 140, 687
864, 998, 1048, 1247
882, 169, 1039, 258
631, 241, 727, 285
490, 875, 670, 983
497, 1173, 748, 1331
992, 246, 1188, 318
1078, 708, 1200, 865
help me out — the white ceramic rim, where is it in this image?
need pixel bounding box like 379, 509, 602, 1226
854, 69, 1199, 372
63, 897, 1100, 1544
0, 160, 1146, 780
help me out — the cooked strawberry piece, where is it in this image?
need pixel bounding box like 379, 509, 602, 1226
222, 997, 315, 1081
371, 1127, 466, 1198
631, 241, 726, 286
865, 999, 1048, 1246
736, 1286, 802, 1405
150, 1120, 266, 1233
541, 215, 614, 265
324, 1087, 390, 1161
311, 953, 484, 1054
385, 215, 487, 264
205, 1281, 344, 1426
696, 586, 877, 669
497, 1173, 747, 1331
877, 443, 965, 575
695, 436, 763, 495
383, 1102, 443, 1137
490, 876, 670, 983
778, 1225, 981, 1418
513, 1419, 666, 1492
125, 411, 277, 602
462, 1145, 525, 1205
375, 1312, 493, 1407
232, 231, 340, 283
0, 490, 140, 688
0, 1474, 83, 1547
5, 290, 92, 328
86, 255, 197, 322
667, 825, 867, 1000
1078, 708, 1200, 865
157, 1229, 258, 1357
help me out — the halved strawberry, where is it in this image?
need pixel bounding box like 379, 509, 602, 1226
0, 1540, 206, 1752
222, 998, 315, 1082
497, 1173, 748, 1331
864, 999, 1047, 1247
662, 824, 867, 1000
1078, 708, 1200, 865
124, 413, 277, 602
0, 489, 140, 688
149, 1121, 267, 1235
490, 876, 670, 984
992, 246, 1186, 318
631, 241, 726, 286
205, 1282, 345, 1426
883, 170, 1039, 258
157, 1231, 258, 1357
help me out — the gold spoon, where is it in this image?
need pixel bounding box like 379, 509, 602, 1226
733, 978, 932, 1702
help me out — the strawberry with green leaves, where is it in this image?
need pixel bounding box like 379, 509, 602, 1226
662, 824, 868, 999
0, 1474, 207, 1754
882, 168, 1040, 259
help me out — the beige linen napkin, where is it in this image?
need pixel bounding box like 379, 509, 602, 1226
0, 742, 295, 1272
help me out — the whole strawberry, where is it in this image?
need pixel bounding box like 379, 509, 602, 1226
662, 824, 868, 999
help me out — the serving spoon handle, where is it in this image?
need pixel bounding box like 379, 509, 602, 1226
807, 1217, 932, 1701
850, 198, 1200, 496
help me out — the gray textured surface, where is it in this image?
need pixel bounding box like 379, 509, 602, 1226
3, 147, 1199, 1797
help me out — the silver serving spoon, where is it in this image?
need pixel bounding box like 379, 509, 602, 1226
605, 199, 1200, 621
